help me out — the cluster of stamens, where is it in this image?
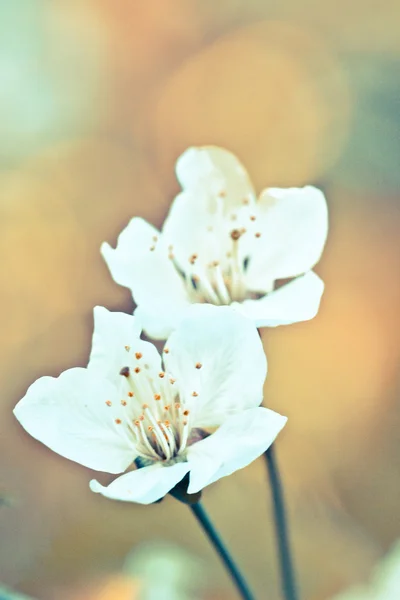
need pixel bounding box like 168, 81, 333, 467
105, 348, 201, 463
160, 193, 263, 304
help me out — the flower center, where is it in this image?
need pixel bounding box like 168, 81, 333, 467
164, 195, 263, 305
105, 351, 196, 464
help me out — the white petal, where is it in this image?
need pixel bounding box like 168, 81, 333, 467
234, 271, 324, 327
14, 368, 135, 474
176, 146, 256, 212
134, 305, 187, 341
162, 190, 226, 274
187, 408, 287, 493
90, 461, 190, 504
88, 306, 162, 380
243, 186, 328, 288
101, 217, 190, 312
164, 304, 267, 427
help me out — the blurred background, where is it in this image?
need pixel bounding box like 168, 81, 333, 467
1, 1, 400, 598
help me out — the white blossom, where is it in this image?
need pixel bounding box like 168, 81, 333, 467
101, 146, 328, 339
14, 304, 286, 504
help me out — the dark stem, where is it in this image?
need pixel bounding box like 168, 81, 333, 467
265, 445, 299, 600
190, 502, 255, 600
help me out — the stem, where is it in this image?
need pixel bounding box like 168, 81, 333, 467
265, 445, 299, 600
190, 502, 255, 600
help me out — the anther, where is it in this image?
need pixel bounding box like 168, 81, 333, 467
148, 425, 153, 432
124, 345, 131, 351
163, 347, 169, 354
128, 391, 134, 397
169, 378, 176, 384
218, 190, 226, 198
230, 229, 241, 241
168, 252, 174, 259
152, 236, 158, 242
164, 420, 170, 427
134, 420, 140, 426
243, 198, 250, 205
250, 215, 256, 221
189, 253, 198, 265
154, 394, 161, 401
159, 372, 165, 378
183, 409, 190, 416
240, 228, 247, 234
149, 245, 155, 251
135, 352, 142, 360
183, 420, 188, 426
164, 405, 170, 411
119, 366, 130, 377
134, 367, 141, 374
142, 403, 149, 409
114, 419, 122, 425
192, 391, 199, 397
120, 400, 127, 406
105, 400, 112, 407
139, 415, 145, 421
174, 402, 181, 409
255, 232, 261, 238
195, 362, 202, 369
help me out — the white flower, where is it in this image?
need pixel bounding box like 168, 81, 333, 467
13, 304, 286, 504
332, 541, 400, 600
101, 146, 328, 339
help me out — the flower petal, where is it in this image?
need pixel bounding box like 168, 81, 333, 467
243, 186, 328, 288
90, 461, 190, 504
14, 368, 135, 474
162, 190, 226, 275
133, 305, 188, 341
101, 217, 190, 312
187, 408, 287, 493
234, 271, 324, 328
176, 146, 256, 213
88, 306, 162, 380
163, 304, 267, 427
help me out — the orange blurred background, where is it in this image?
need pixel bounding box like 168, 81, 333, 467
1, 1, 400, 599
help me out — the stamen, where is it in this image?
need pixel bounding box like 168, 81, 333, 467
152, 236, 158, 242
135, 352, 143, 360
163, 347, 169, 354
134, 367, 141, 374
128, 391, 134, 397
192, 391, 199, 397
119, 366, 130, 377
250, 215, 256, 221
120, 400, 127, 406
154, 394, 161, 401
124, 345, 131, 351
189, 253, 198, 265
159, 372, 165, 378
218, 190, 226, 198
183, 409, 190, 416
149, 245, 155, 251
230, 229, 241, 241
115, 419, 122, 425
169, 378, 176, 384
255, 232, 261, 238
105, 400, 112, 407
243, 198, 250, 205
195, 362, 202, 369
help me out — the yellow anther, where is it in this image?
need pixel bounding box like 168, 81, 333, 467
154, 394, 161, 401
128, 391, 134, 397
195, 362, 202, 369
124, 345, 131, 351
169, 378, 176, 384
105, 400, 112, 407
192, 391, 198, 397
142, 403, 149, 409
159, 372, 165, 378
114, 418, 122, 425
120, 400, 127, 406
255, 232, 261, 238
163, 347, 169, 354
135, 352, 143, 360
250, 215, 256, 221
230, 229, 241, 241
134, 367, 141, 374
183, 409, 190, 416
